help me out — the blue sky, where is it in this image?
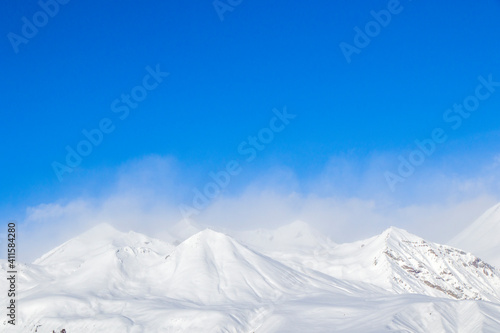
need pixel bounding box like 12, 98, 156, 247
2, 0, 500, 259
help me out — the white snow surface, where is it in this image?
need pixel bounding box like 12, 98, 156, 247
2, 220, 500, 332
450, 202, 500, 268
255, 226, 500, 303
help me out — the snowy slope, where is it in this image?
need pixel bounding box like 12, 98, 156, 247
2, 226, 383, 332
2, 224, 500, 332
261, 226, 500, 303
158, 229, 321, 303
449, 202, 500, 268
235, 223, 500, 302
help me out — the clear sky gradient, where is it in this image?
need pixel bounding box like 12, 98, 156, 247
2, 0, 500, 257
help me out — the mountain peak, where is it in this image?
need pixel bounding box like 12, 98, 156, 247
159, 228, 313, 303
382, 226, 414, 236
171, 229, 243, 261
185, 228, 231, 243
79, 223, 122, 238
33, 223, 173, 266
296, 225, 500, 303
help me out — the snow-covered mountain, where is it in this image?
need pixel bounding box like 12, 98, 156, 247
3, 220, 500, 332
450, 202, 500, 268
263, 226, 500, 303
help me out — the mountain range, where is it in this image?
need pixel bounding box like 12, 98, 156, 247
2, 203, 500, 332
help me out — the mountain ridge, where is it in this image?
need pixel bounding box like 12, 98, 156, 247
5, 216, 500, 332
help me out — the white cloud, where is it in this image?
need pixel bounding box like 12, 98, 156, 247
17, 153, 500, 262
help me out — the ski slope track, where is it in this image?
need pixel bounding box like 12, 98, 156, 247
2, 217, 500, 332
